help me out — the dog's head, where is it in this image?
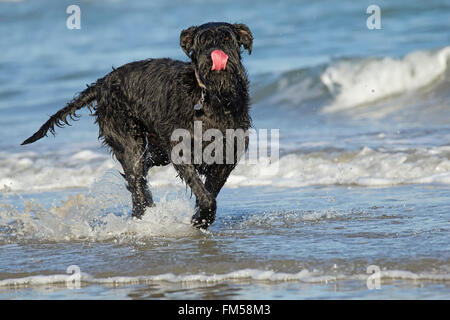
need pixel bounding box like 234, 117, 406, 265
180, 22, 253, 87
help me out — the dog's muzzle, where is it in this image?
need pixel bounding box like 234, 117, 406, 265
211, 50, 228, 71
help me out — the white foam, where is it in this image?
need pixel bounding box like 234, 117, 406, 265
1, 146, 449, 194
71, 150, 104, 161
227, 146, 450, 188
320, 46, 450, 112
241, 209, 348, 228
0, 150, 117, 192
149, 146, 450, 189
1, 268, 448, 288
145, 146, 450, 188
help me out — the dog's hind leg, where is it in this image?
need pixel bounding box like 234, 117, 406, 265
103, 133, 154, 219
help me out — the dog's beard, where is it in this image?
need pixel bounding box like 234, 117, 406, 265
197, 56, 244, 90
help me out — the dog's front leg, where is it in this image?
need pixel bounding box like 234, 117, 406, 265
203, 164, 235, 198
173, 164, 216, 229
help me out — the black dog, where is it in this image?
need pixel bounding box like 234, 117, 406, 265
21, 22, 253, 229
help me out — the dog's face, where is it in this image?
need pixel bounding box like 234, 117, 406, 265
180, 22, 253, 85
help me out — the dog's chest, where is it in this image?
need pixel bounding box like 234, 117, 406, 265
194, 111, 225, 130
192, 104, 244, 134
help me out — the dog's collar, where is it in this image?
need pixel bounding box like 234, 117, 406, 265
194, 68, 207, 90
194, 68, 207, 114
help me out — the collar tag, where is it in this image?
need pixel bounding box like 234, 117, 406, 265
194, 90, 205, 112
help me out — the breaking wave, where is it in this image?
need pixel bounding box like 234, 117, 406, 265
254, 46, 450, 113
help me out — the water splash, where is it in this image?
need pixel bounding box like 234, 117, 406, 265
0, 170, 200, 243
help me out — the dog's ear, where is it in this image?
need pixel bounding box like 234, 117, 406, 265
233, 23, 253, 55
180, 26, 198, 57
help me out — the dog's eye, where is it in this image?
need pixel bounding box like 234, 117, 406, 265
224, 36, 230, 41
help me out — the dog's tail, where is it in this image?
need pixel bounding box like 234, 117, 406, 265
21, 84, 97, 145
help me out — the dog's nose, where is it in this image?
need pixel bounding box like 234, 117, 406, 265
211, 50, 228, 71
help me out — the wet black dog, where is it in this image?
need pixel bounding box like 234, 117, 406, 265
21, 22, 253, 229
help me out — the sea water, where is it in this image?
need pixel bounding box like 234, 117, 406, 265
0, 0, 449, 299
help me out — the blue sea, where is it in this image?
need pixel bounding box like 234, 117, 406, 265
0, 0, 449, 299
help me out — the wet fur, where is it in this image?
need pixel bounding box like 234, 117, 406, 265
21, 22, 253, 229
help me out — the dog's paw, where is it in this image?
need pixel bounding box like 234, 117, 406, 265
191, 206, 216, 229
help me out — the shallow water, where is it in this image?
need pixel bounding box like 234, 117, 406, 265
0, 0, 449, 299
1, 180, 449, 299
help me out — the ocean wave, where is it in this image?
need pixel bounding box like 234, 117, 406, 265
1, 146, 449, 193
0, 150, 117, 192
230, 146, 450, 187
321, 46, 450, 112
1, 268, 449, 288
255, 46, 450, 113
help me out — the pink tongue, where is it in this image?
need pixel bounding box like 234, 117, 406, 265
211, 50, 228, 71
